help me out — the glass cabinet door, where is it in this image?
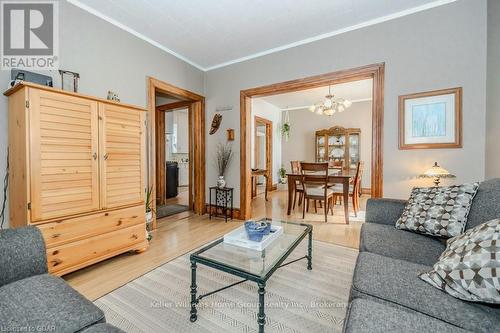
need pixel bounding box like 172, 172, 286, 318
316, 135, 325, 162
349, 133, 360, 169
328, 134, 345, 168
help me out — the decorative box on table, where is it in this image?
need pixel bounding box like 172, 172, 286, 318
224, 222, 283, 251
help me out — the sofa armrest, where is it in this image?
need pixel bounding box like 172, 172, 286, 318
365, 198, 407, 225
0, 226, 48, 287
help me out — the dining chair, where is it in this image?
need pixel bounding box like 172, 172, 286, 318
290, 161, 304, 209
300, 162, 335, 222
332, 162, 364, 217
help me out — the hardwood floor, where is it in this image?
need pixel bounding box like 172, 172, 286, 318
164, 186, 189, 206
65, 185, 366, 301
251, 186, 367, 249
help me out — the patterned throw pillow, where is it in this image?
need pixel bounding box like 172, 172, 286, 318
395, 183, 479, 238
420, 219, 500, 304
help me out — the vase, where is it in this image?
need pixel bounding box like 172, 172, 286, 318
145, 210, 153, 241
217, 176, 226, 188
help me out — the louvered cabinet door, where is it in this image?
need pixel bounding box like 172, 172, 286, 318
100, 103, 145, 209
29, 89, 100, 222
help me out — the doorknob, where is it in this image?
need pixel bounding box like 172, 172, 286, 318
104, 153, 109, 160
93, 153, 97, 160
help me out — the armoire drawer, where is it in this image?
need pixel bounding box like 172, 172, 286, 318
38, 205, 144, 248
47, 224, 146, 275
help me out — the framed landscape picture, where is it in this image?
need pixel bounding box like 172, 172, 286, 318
399, 87, 462, 149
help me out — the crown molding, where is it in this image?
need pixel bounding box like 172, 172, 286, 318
67, 0, 457, 72
66, 0, 206, 71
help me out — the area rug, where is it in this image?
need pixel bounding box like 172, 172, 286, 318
156, 204, 189, 218
95, 241, 358, 333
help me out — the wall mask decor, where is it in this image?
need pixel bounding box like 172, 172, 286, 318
209, 113, 223, 135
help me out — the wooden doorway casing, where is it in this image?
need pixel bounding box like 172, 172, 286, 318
147, 77, 206, 229
240, 63, 385, 220
254, 116, 273, 191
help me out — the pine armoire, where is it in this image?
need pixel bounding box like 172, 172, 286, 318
5, 82, 148, 276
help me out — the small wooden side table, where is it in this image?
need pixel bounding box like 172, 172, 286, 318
209, 186, 234, 222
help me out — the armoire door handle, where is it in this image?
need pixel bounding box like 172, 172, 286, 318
93, 153, 97, 160
104, 153, 109, 160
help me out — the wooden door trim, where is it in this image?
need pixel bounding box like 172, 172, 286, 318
156, 100, 192, 112
147, 77, 205, 229
254, 116, 273, 190
240, 63, 385, 220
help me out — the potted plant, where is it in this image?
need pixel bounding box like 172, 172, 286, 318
278, 167, 287, 184
216, 142, 233, 188
145, 187, 155, 241
281, 122, 291, 141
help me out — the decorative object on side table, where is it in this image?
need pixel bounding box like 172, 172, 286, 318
209, 113, 223, 135
59, 69, 80, 92
209, 186, 233, 222
107, 90, 120, 102
145, 187, 155, 241
278, 167, 287, 184
215, 142, 233, 188
419, 162, 456, 186
399, 87, 462, 149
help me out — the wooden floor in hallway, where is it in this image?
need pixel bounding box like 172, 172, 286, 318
65, 185, 366, 300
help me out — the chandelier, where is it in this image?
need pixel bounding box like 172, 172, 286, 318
309, 86, 352, 116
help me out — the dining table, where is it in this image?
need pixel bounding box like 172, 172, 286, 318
286, 169, 356, 224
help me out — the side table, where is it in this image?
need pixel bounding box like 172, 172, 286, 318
209, 186, 233, 222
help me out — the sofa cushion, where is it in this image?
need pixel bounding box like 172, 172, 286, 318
0, 274, 105, 332
351, 252, 500, 332
80, 323, 125, 333
0, 227, 47, 287
360, 223, 445, 266
420, 218, 500, 304
396, 183, 479, 238
344, 298, 467, 333
467, 178, 500, 229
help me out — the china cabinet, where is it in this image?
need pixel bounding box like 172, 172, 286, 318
315, 126, 361, 170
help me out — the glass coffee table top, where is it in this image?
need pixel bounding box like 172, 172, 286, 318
192, 219, 311, 279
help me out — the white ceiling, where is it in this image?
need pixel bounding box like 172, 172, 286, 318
259, 79, 373, 110
68, 0, 456, 71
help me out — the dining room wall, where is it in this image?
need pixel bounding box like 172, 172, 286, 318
281, 101, 372, 190
205, 0, 487, 205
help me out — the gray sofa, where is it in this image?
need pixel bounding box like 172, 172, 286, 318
344, 178, 500, 333
0, 226, 123, 333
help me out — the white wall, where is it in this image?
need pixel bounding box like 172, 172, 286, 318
251, 99, 282, 184
281, 101, 372, 189
0, 1, 204, 228
486, 0, 500, 179
205, 0, 487, 206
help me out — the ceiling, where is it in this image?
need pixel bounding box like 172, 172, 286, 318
259, 79, 373, 110
68, 0, 456, 71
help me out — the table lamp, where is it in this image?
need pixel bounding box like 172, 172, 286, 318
419, 162, 456, 187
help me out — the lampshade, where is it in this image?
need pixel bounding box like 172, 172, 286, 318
419, 162, 456, 178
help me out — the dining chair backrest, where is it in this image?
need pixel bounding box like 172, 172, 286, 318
290, 160, 301, 174
353, 161, 364, 193
300, 162, 329, 194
